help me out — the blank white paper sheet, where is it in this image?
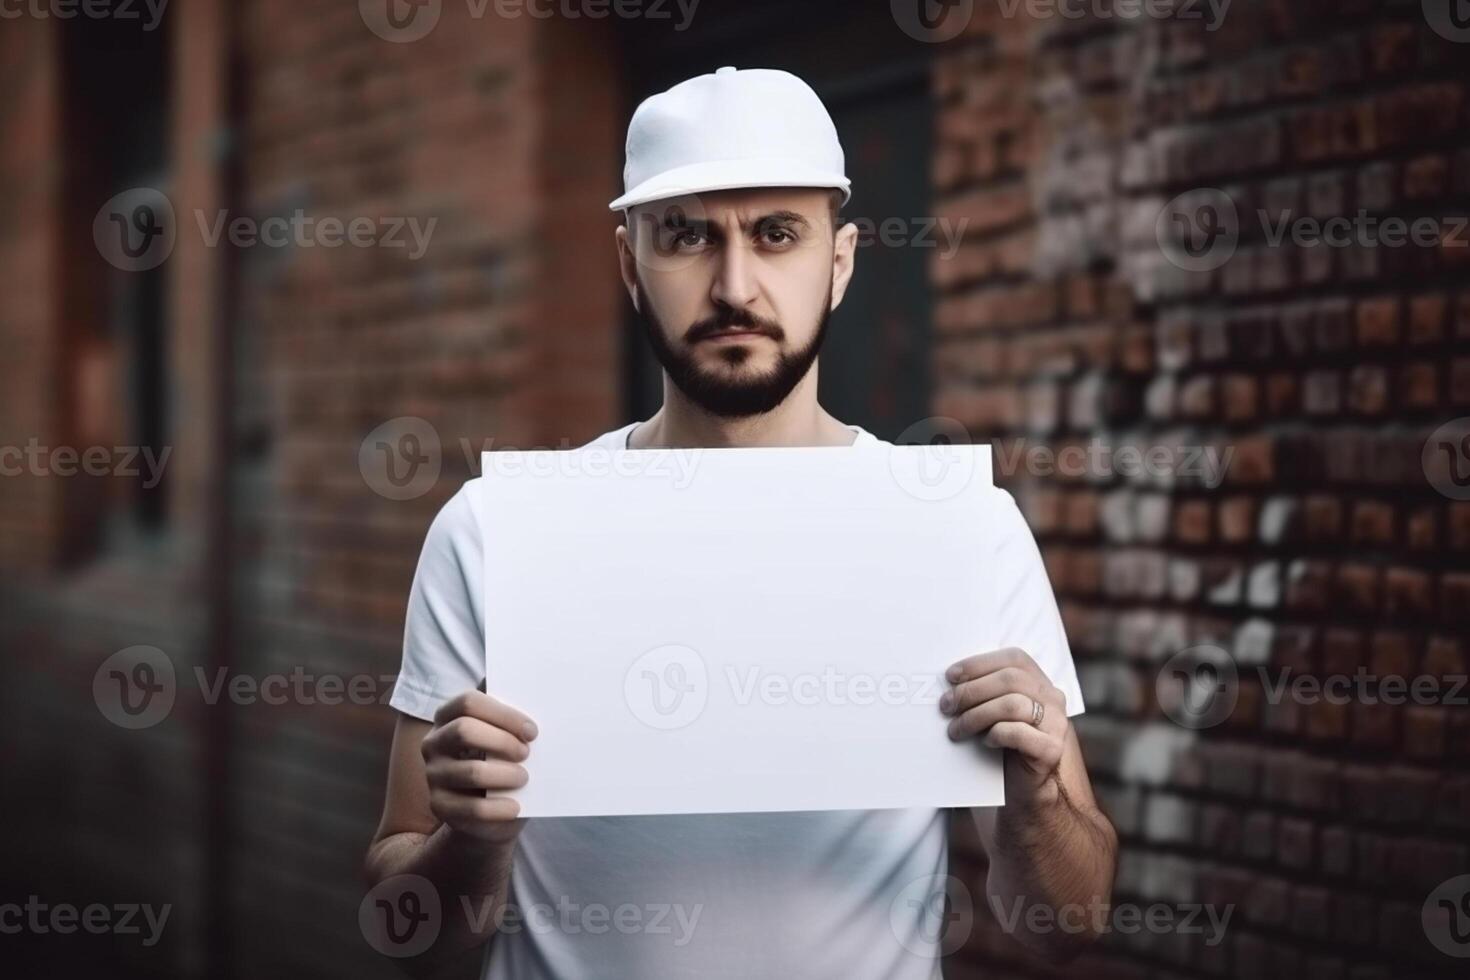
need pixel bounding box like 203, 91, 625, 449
479, 441, 1003, 818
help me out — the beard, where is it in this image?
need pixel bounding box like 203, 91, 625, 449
635, 278, 833, 419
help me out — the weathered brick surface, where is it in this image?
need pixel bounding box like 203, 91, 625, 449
935, 4, 1469, 978
1, 4, 621, 978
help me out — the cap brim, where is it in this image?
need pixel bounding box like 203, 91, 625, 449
609, 157, 852, 211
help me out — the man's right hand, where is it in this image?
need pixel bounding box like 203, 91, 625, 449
420, 690, 538, 844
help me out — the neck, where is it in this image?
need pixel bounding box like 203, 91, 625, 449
631, 367, 856, 449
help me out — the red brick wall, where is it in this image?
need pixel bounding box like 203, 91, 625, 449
933, 3, 1470, 977
1, 5, 623, 977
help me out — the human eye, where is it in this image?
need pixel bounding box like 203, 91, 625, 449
758, 224, 797, 247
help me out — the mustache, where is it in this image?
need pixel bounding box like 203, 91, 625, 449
684, 308, 786, 344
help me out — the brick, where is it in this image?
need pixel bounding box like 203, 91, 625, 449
1406, 506, 1439, 549
1218, 497, 1255, 544
1322, 824, 1353, 875
1383, 567, 1433, 615
1349, 500, 1394, 545
1397, 362, 1437, 410
1404, 153, 1449, 200
1290, 883, 1330, 939
1335, 563, 1380, 613
1356, 296, 1400, 345
1407, 292, 1447, 343
1346, 365, 1388, 415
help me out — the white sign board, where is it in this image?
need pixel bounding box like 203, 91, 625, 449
479, 442, 1003, 818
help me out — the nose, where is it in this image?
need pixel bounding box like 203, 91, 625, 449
709, 239, 759, 311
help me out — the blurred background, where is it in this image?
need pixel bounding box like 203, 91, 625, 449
2, 0, 1469, 977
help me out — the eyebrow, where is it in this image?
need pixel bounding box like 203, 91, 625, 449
660, 210, 813, 238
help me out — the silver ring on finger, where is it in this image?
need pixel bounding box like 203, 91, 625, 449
1030, 697, 1045, 728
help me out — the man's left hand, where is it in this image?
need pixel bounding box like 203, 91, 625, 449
939, 647, 1070, 808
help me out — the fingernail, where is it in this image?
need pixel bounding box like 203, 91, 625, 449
523, 722, 538, 741
945, 665, 960, 682
938, 691, 953, 714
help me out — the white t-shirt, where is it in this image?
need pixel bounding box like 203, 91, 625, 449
390, 421, 1084, 980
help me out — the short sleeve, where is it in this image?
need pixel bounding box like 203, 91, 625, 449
985, 487, 1085, 717
389, 481, 486, 721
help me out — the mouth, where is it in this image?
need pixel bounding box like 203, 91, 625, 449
697, 330, 771, 343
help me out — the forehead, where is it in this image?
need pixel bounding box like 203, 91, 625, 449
631, 187, 832, 227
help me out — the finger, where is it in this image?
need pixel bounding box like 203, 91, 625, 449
947, 692, 1036, 740
424, 716, 531, 763
984, 721, 1064, 771
945, 647, 1037, 685
940, 667, 1048, 716
430, 758, 529, 793
434, 691, 539, 741
432, 791, 523, 828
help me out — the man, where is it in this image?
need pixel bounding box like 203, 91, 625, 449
366, 66, 1117, 978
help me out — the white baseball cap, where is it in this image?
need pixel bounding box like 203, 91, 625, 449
609, 66, 852, 212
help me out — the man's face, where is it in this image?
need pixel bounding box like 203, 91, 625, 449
617, 188, 856, 418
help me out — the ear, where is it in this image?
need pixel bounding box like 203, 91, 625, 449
614, 222, 641, 312
828, 219, 858, 312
